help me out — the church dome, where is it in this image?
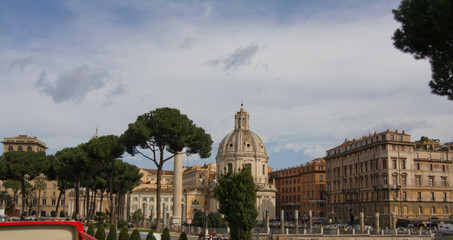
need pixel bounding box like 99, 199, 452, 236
217, 106, 267, 158
216, 105, 269, 183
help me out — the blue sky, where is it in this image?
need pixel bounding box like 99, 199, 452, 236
1, 0, 452, 171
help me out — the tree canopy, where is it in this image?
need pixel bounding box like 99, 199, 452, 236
121, 107, 212, 230
392, 0, 453, 100
0, 151, 47, 214
214, 167, 257, 240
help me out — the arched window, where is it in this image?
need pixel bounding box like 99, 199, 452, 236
27, 146, 32, 151
18, 146, 23, 151
8, 146, 13, 152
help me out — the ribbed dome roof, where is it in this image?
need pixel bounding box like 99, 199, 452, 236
216, 105, 267, 158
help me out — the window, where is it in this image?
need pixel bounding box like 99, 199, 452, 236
444, 193, 448, 201
393, 176, 397, 187
442, 178, 447, 187
443, 165, 446, 172
27, 146, 32, 151
429, 177, 434, 187
441, 155, 445, 161
432, 206, 436, 214
18, 146, 23, 151
392, 160, 397, 169
416, 177, 421, 186
52, 199, 56, 206
417, 163, 420, 170
384, 192, 389, 200
8, 146, 13, 152
383, 177, 388, 187
419, 206, 423, 214
227, 163, 233, 173
418, 192, 422, 200
150, 197, 154, 202
143, 197, 147, 202
444, 206, 448, 214
391, 135, 394, 140
430, 164, 433, 171
431, 192, 435, 201
402, 176, 407, 186
133, 197, 138, 202
429, 153, 432, 160
42, 199, 46, 205
402, 160, 406, 169
262, 165, 265, 175
403, 192, 407, 200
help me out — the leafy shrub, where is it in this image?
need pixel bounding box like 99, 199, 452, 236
87, 224, 95, 237
107, 222, 117, 240
178, 232, 187, 240
145, 230, 156, 240
119, 227, 129, 240
161, 227, 170, 240
95, 224, 106, 240
130, 229, 141, 240
117, 219, 128, 229
95, 212, 106, 225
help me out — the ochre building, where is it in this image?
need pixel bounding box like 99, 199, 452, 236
325, 130, 453, 227
269, 158, 326, 221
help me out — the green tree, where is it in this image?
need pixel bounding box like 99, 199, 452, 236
121, 107, 213, 230
178, 232, 187, 240
214, 167, 258, 240
145, 230, 156, 240
392, 0, 453, 100
107, 222, 117, 240
33, 177, 46, 219
87, 224, 95, 237
130, 229, 140, 240
161, 227, 170, 240
55, 146, 90, 219
132, 209, 144, 225
113, 160, 142, 222
208, 212, 227, 228
2, 179, 21, 215
84, 135, 125, 224
95, 223, 106, 240
118, 227, 129, 240
0, 151, 47, 215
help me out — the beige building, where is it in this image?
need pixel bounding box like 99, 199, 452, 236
325, 130, 453, 227
1, 135, 70, 217
215, 105, 277, 220
128, 169, 174, 222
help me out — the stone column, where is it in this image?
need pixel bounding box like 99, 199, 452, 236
295, 210, 299, 234
309, 210, 313, 230
266, 210, 270, 234
163, 203, 167, 227
281, 210, 284, 234
171, 152, 183, 226
360, 212, 364, 234
375, 212, 380, 233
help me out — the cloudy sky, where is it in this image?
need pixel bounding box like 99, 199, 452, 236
1, 0, 452, 171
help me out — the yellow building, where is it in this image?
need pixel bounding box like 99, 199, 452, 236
182, 163, 216, 219
1, 135, 70, 217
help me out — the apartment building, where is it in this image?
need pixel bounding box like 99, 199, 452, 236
325, 130, 453, 227
269, 158, 326, 220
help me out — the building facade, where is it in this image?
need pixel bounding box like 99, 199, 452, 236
1, 135, 70, 218
325, 130, 453, 227
128, 169, 174, 222
216, 105, 277, 220
269, 158, 326, 221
